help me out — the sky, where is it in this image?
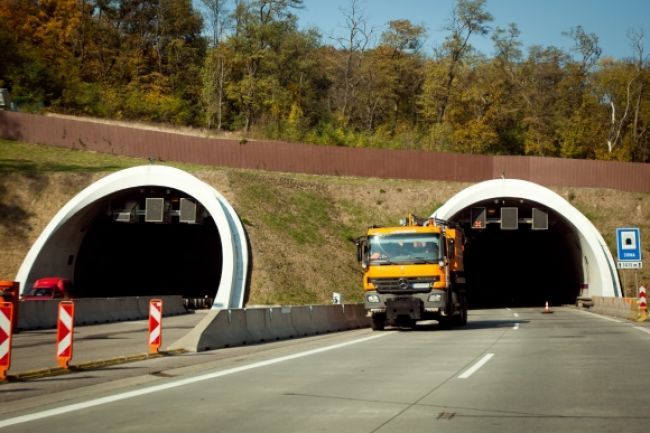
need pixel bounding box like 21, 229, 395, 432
295, 0, 650, 60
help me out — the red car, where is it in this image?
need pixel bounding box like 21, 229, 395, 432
21, 277, 72, 301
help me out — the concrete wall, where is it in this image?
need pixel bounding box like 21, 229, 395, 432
17, 295, 187, 330
587, 296, 641, 321
169, 304, 370, 352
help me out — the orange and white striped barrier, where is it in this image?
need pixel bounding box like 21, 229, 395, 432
56, 301, 75, 368
0, 302, 14, 380
148, 299, 163, 353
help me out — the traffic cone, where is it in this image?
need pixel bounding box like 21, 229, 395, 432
542, 301, 553, 314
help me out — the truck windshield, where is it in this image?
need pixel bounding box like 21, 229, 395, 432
26, 287, 55, 297
368, 233, 440, 264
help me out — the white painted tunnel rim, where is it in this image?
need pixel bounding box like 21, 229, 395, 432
16, 165, 248, 308
432, 178, 621, 297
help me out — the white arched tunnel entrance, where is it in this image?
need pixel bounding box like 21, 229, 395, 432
16, 166, 248, 309
432, 179, 621, 307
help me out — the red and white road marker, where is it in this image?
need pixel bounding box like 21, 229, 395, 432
148, 299, 163, 353
0, 302, 14, 380
639, 286, 647, 321
56, 301, 75, 369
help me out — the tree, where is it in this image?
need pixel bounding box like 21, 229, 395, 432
379, 20, 426, 133
332, 0, 373, 125
434, 0, 493, 123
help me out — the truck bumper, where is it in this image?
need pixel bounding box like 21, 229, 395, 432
364, 290, 447, 320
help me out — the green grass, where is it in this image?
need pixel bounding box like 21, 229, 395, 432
0, 139, 145, 173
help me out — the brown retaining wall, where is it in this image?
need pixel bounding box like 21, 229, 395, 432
2, 111, 650, 192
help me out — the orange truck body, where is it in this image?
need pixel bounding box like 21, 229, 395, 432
356, 215, 467, 330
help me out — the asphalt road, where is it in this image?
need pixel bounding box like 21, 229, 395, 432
1, 307, 649, 433
6, 311, 208, 374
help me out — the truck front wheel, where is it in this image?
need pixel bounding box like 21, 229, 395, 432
371, 313, 386, 331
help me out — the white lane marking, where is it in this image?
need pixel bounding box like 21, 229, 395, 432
458, 353, 494, 379
513, 313, 519, 318
0, 333, 391, 429
513, 323, 519, 330
575, 309, 623, 323
634, 326, 650, 335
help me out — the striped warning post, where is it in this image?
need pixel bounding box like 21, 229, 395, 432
56, 301, 75, 369
0, 302, 14, 380
148, 299, 163, 353
639, 286, 647, 321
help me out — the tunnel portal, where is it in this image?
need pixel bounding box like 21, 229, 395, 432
432, 179, 621, 305
16, 165, 249, 309
449, 199, 582, 308
73, 187, 222, 298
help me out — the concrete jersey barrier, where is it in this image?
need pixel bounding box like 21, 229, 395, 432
169, 304, 370, 352
17, 296, 187, 330
588, 296, 641, 321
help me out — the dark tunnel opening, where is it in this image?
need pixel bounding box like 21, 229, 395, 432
451, 199, 583, 308
73, 188, 222, 298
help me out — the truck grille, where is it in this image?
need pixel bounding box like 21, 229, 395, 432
370, 277, 437, 293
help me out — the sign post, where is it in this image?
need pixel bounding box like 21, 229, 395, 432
56, 301, 75, 369
616, 227, 642, 269
616, 228, 642, 296
0, 302, 14, 380
148, 299, 163, 354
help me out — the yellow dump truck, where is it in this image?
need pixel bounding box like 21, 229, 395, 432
355, 214, 467, 330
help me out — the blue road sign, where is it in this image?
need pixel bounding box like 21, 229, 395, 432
616, 227, 642, 262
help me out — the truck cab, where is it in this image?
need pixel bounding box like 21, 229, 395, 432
356, 215, 467, 330
21, 277, 72, 301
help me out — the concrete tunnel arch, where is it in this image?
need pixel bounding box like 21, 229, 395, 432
16, 165, 248, 309
432, 179, 621, 303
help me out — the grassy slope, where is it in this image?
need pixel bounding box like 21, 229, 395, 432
1, 139, 649, 302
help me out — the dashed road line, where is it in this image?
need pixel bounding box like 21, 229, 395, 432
458, 353, 494, 379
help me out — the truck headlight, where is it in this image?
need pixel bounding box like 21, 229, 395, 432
367, 294, 380, 303
428, 294, 442, 302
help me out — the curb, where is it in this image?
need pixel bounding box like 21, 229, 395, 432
2, 349, 187, 382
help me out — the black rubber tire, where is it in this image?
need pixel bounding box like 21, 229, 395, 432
371, 314, 385, 331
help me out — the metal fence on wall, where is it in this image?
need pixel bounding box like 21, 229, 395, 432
2, 111, 649, 192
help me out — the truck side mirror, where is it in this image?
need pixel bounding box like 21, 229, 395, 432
355, 237, 368, 265
447, 239, 455, 258
355, 238, 363, 262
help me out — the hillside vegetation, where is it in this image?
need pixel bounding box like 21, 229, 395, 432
1, 139, 649, 303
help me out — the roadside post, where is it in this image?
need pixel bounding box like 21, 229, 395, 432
56, 301, 75, 369
0, 302, 14, 380
616, 228, 642, 294
148, 299, 163, 354
639, 286, 647, 321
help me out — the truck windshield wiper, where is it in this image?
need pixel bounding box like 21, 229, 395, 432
371, 259, 395, 265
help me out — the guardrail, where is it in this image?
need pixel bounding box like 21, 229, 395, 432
18, 296, 187, 330
169, 304, 370, 352
585, 296, 641, 321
